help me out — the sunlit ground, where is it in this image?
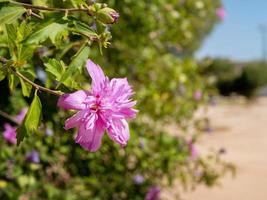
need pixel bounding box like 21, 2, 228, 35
164, 97, 267, 200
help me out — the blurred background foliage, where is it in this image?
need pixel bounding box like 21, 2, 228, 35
200, 58, 267, 97
0, 0, 235, 199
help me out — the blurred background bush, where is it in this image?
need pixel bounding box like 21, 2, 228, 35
200, 58, 267, 97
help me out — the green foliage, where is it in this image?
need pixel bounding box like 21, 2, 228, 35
17, 91, 42, 145
26, 22, 68, 45
0, 5, 26, 25
201, 58, 267, 97
60, 44, 90, 84
234, 62, 267, 97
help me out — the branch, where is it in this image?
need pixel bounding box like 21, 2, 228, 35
0, 110, 20, 125
26, 9, 44, 20
10, 67, 63, 97
9, 1, 92, 15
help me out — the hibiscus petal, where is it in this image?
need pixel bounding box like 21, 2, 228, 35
3, 123, 17, 144
65, 110, 88, 130
58, 90, 88, 110
110, 78, 133, 102
114, 108, 138, 119
75, 119, 105, 152
15, 108, 27, 124
86, 59, 107, 93
107, 119, 130, 147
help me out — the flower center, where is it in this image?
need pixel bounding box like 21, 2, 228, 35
90, 103, 101, 112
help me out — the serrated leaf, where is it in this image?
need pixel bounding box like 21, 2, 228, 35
60, 44, 90, 82
17, 21, 33, 42
26, 22, 68, 45
44, 58, 79, 89
44, 59, 65, 80
17, 45, 35, 62
0, 6, 26, 25
5, 23, 16, 43
17, 91, 42, 145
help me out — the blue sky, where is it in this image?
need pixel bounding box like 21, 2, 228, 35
196, 0, 267, 61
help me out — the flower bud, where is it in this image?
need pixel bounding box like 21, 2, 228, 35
97, 8, 119, 24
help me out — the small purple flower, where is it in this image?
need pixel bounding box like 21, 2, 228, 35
145, 186, 161, 200
133, 174, 144, 185
204, 126, 213, 134
194, 90, 202, 101
188, 139, 198, 159
216, 7, 226, 21
26, 150, 40, 164
45, 128, 53, 136
3, 123, 17, 144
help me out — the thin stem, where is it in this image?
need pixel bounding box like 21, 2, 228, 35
0, 110, 20, 125
10, 67, 63, 97
27, 9, 44, 20
10, 1, 91, 14
70, 29, 99, 41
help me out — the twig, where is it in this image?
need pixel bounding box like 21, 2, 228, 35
0, 110, 20, 125
10, 1, 92, 15
26, 9, 44, 20
10, 67, 63, 97
0, 57, 63, 97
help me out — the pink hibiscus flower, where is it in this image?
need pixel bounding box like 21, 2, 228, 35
216, 7, 226, 21
15, 108, 28, 124
58, 60, 138, 152
2, 108, 27, 145
3, 123, 17, 144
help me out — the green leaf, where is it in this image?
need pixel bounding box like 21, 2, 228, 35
17, 21, 33, 42
44, 59, 65, 80
0, 72, 5, 81
19, 78, 31, 97
0, 6, 26, 25
44, 58, 80, 89
69, 0, 87, 7
17, 91, 42, 145
17, 45, 35, 62
5, 23, 17, 43
0, 64, 6, 81
19, 69, 35, 97
26, 22, 68, 45
60, 44, 90, 82
70, 20, 98, 39
8, 74, 19, 91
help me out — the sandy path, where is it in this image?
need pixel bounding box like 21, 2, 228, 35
181, 97, 267, 200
